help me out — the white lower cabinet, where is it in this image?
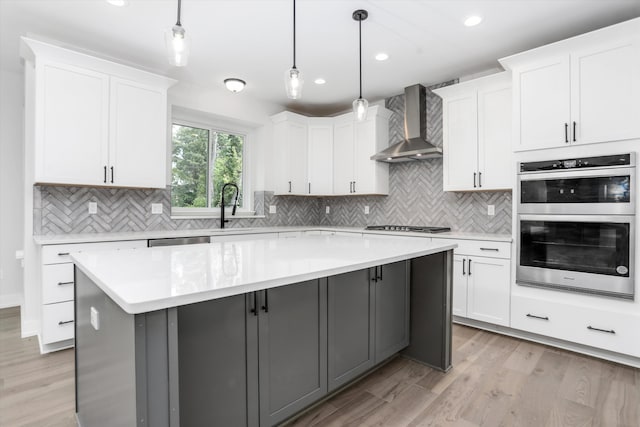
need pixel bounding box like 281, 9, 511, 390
40, 239, 147, 351
434, 238, 511, 327
511, 294, 640, 357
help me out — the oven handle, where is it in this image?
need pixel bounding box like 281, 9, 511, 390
517, 214, 636, 224
518, 166, 635, 180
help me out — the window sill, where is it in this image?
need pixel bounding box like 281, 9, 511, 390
170, 212, 265, 220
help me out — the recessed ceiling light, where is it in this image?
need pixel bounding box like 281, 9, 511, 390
464, 15, 482, 27
224, 78, 246, 93
314, 78, 326, 85
106, 0, 129, 6
375, 53, 389, 61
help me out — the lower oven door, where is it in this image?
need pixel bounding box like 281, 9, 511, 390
517, 214, 635, 299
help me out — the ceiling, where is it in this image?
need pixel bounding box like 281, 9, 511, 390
2, 0, 639, 115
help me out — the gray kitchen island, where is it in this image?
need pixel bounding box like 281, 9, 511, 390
72, 234, 455, 427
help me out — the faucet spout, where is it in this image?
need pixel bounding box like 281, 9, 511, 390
220, 183, 239, 229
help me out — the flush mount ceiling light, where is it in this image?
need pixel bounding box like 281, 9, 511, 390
106, 0, 128, 6
165, 0, 190, 66
464, 15, 483, 27
224, 78, 246, 93
314, 78, 326, 85
352, 9, 369, 122
284, 0, 304, 99
375, 52, 389, 61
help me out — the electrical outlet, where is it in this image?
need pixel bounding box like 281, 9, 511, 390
364, 206, 370, 215
269, 205, 277, 214
88, 202, 97, 214
151, 203, 163, 214
325, 206, 330, 214
487, 205, 495, 216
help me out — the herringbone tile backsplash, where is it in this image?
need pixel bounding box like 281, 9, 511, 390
34, 81, 512, 236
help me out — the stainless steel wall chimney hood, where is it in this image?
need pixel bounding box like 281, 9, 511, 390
371, 84, 442, 163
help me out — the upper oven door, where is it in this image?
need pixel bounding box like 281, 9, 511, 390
518, 167, 635, 215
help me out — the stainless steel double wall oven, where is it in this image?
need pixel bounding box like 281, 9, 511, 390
517, 154, 635, 299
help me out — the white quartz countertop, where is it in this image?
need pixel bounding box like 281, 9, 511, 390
35, 226, 511, 245
71, 234, 456, 315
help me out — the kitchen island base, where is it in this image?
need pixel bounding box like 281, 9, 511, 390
75, 251, 452, 427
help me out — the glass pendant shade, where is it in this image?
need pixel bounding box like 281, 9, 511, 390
285, 67, 303, 99
353, 97, 369, 121
165, 24, 190, 66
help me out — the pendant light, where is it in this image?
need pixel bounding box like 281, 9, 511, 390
165, 0, 190, 67
284, 0, 303, 99
352, 9, 369, 122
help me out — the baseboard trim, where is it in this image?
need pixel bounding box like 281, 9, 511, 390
453, 316, 640, 368
21, 318, 38, 338
0, 293, 23, 309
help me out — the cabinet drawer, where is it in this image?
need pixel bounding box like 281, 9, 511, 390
511, 294, 640, 357
432, 238, 510, 259
42, 301, 75, 344
42, 240, 147, 264
42, 264, 74, 304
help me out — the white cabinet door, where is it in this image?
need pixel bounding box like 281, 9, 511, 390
307, 121, 333, 195
332, 120, 355, 195
571, 39, 640, 145
477, 84, 513, 190
514, 56, 571, 151
353, 113, 389, 195
442, 94, 478, 191
273, 117, 308, 195
109, 77, 167, 188
467, 257, 511, 326
35, 61, 109, 185
452, 255, 468, 317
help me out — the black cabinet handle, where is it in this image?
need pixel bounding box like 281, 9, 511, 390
353, 181, 356, 193
250, 292, 258, 316
57, 252, 70, 256
526, 313, 549, 321
103, 166, 107, 183
288, 181, 292, 193
473, 172, 477, 188
462, 258, 466, 275
308, 183, 311, 194
377, 265, 382, 281
478, 172, 482, 187
370, 268, 377, 282
57, 281, 74, 286
468, 259, 472, 276
58, 320, 74, 325
564, 123, 569, 143
110, 166, 114, 183
573, 121, 576, 142
587, 325, 615, 334
261, 290, 269, 313
480, 247, 499, 252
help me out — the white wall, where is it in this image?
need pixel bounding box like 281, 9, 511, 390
0, 68, 25, 308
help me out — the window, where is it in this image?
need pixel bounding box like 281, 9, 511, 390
171, 121, 247, 216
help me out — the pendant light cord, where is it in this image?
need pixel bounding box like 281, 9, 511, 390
358, 17, 362, 99
176, 0, 182, 26
293, 0, 297, 68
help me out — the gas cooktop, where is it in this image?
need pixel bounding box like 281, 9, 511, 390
364, 225, 451, 233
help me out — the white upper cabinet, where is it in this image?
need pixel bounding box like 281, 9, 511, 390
434, 72, 512, 192
307, 118, 334, 195
500, 18, 640, 151
271, 105, 391, 196
21, 37, 176, 188
271, 112, 308, 195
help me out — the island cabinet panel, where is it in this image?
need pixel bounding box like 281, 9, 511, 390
375, 261, 411, 363
327, 269, 375, 392
176, 294, 259, 427
258, 280, 328, 427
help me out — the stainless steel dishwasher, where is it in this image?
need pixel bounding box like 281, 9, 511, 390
147, 236, 211, 247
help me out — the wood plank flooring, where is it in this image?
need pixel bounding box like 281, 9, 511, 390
1, 306, 638, 426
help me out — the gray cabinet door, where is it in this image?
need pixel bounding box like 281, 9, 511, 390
177, 294, 259, 427
258, 280, 328, 427
375, 261, 410, 363
327, 268, 375, 392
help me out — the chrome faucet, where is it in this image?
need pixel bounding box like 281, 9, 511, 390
220, 183, 239, 229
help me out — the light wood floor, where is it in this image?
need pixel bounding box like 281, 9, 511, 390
1, 306, 638, 427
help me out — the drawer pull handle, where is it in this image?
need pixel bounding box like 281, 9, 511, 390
587, 325, 615, 334
58, 320, 74, 325
57, 281, 74, 286
526, 313, 549, 321
57, 252, 70, 256
480, 247, 499, 252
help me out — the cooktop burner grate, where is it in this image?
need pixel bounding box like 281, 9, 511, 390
364, 225, 451, 233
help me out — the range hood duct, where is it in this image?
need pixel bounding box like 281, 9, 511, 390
371, 84, 442, 163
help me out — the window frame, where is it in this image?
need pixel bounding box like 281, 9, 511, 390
170, 117, 254, 218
